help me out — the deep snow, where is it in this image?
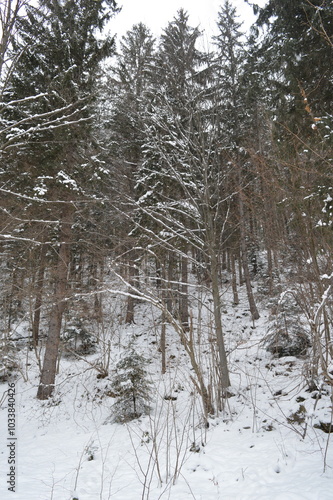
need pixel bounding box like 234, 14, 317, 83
1, 283, 332, 500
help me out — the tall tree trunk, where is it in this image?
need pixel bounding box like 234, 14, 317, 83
238, 246, 243, 285
126, 250, 140, 324
160, 315, 166, 374
266, 246, 274, 294
166, 251, 175, 315
260, 168, 279, 294
239, 194, 260, 321
94, 258, 104, 324
179, 253, 189, 330
37, 207, 73, 400
32, 241, 47, 347
160, 263, 167, 374
125, 254, 136, 324
231, 251, 239, 305
210, 249, 231, 389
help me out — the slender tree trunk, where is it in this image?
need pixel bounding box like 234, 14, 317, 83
180, 253, 189, 330
260, 170, 278, 294
221, 250, 227, 270
266, 246, 274, 294
231, 251, 239, 305
210, 249, 230, 389
178, 319, 214, 417
238, 246, 243, 285
125, 261, 136, 324
239, 195, 260, 321
8, 266, 24, 328
37, 207, 73, 400
202, 174, 231, 391
166, 251, 175, 315
125, 249, 140, 324
32, 242, 47, 347
94, 258, 104, 324
160, 261, 167, 374
160, 316, 166, 374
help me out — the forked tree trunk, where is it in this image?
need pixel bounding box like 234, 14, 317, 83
37, 207, 73, 400
176, 317, 214, 417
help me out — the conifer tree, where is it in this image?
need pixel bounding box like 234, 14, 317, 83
213, 0, 246, 147
135, 11, 206, 333
111, 348, 152, 423
106, 23, 156, 323
253, 0, 333, 375
213, 0, 260, 320
256, 0, 333, 130
1, 0, 119, 399
254, 0, 333, 261
108, 23, 155, 164
135, 11, 232, 400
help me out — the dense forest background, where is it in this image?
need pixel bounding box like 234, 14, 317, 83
0, 0, 332, 423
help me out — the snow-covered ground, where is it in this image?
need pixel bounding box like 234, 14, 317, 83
1, 284, 332, 500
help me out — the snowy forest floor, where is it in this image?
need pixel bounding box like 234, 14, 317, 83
1, 280, 333, 500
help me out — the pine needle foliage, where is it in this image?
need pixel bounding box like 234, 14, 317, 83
111, 348, 152, 423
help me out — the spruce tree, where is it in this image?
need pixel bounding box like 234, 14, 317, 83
111, 348, 152, 423
136, 9, 207, 328
213, 0, 246, 147
254, 0, 333, 245
135, 11, 232, 399
253, 0, 333, 376
213, 0, 260, 320
105, 23, 156, 323
1, 0, 119, 399
256, 0, 333, 128
136, 9, 207, 217
108, 23, 156, 164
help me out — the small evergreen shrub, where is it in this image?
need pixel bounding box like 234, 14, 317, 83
0, 332, 19, 382
62, 320, 96, 356
111, 349, 152, 423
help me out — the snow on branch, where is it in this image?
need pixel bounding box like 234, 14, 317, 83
0, 187, 102, 205
0, 234, 44, 245
0, 98, 91, 151
0, 93, 48, 109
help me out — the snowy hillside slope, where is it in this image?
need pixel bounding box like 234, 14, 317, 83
0, 282, 332, 500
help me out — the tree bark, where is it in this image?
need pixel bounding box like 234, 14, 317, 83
179, 253, 189, 330
210, 250, 231, 389
125, 259, 136, 324
239, 194, 260, 321
166, 251, 175, 315
160, 313, 167, 375
37, 207, 73, 400
231, 251, 239, 305
160, 263, 167, 374
32, 242, 47, 347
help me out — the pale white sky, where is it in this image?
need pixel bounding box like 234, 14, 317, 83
109, 0, 266, 43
